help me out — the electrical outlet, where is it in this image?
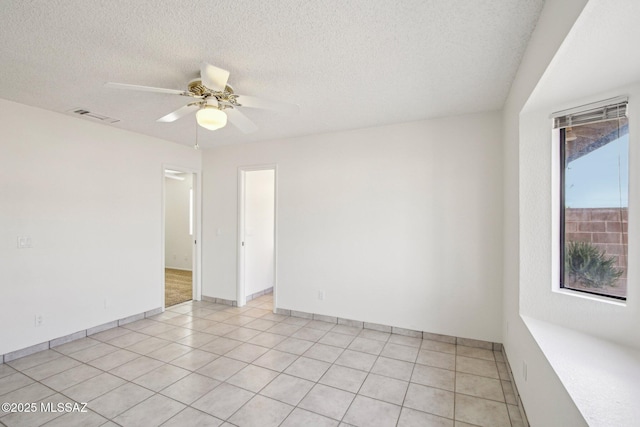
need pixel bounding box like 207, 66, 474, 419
318, 290, 325, 300
34, 314, 43, 327
17, 236, 33, 249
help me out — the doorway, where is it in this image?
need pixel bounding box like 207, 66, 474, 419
238, 166, 276, 308
163, 167, 200, 307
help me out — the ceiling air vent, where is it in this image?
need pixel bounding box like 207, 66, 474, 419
67, 108, 120, 124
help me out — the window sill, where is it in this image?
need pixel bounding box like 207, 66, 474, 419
521, 315, 640, 427
552, 287, 626, 307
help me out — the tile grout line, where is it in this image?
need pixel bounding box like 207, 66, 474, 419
3, 291, 497, 364
214, 321, 397, 425
3, 297, 514, 427
5, 336, 501, 425
490, 346, 512, 427
276, 322, 350, 425
106, 298, 276, 425
225, 325, 341, 425
334, 331, 389, 425
453, 341, 457, 424
397, 343, 420, 427
502, 346, 530, 427
214, 316, 325, 425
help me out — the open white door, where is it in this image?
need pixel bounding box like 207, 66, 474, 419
162, 165, 202, 309
238, 166, 276, 307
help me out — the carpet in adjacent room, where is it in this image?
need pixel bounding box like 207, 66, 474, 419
165, 268, 192, 307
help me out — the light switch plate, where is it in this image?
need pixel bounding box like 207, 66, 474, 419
17, 236, 32, 249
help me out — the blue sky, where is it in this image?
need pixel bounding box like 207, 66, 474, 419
565, 134, 628, 208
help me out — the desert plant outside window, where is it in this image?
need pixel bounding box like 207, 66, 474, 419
553, 97, 629, 300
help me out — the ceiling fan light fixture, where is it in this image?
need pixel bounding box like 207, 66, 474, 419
107, 62, 298, 135
196, 105, 227, 130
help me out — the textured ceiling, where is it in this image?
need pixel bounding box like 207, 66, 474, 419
0, 0, 544, 148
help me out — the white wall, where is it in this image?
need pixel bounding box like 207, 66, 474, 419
519, 86, 639, 347
0, 99, 201, 355
165, 174, 193, 270
502, 0, 589, 426
510, 1, 640, 422
244, 169, 275, 297
202, 112, 504, 342
518, 0, 640, 349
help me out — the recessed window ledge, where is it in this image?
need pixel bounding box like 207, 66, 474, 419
522, 315, 640, 427
552, 288, 626, 307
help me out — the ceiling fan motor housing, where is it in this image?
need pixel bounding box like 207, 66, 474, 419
187, 79, 234, 98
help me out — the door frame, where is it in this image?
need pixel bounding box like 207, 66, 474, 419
162, 164, 202, 309
237, 164, 277, 309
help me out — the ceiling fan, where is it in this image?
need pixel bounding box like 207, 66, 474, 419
106, 62, 298, 134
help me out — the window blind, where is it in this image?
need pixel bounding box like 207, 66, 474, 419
551, 96, 628, 129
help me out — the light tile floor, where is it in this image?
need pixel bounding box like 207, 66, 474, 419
0, 295, 524, 427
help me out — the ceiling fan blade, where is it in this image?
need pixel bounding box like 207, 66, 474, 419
233, 94, 299, 115
157, 103, 199, 123
105, 82, 188, 96
200, 62, 230, 92
225, 108, 258, 134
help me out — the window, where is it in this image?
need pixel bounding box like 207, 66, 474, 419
555, 98, 629, 300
